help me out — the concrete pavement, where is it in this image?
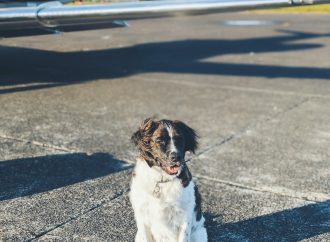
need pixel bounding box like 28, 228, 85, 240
0, 12, 330, 241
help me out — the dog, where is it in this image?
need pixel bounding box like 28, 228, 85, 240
130, 118, 207, 242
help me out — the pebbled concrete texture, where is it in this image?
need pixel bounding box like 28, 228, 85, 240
0, 12, 330, 241
190, 98, 330, 201
0, 150, 131, 241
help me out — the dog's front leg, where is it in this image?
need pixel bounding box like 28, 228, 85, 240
178, 222, 191, 242
135, 227, 147, 242
135, 216, 153, 242
135, 226, 152, 242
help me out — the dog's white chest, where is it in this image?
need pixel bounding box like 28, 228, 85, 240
151, 179, 193, 216
131, 177, 195, 241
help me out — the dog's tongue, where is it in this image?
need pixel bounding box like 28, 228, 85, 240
166, 166, 180, 175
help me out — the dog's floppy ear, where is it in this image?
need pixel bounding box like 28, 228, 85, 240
174, 120, 198, 154
131, 118, 157, 167
131, 118, 155, 146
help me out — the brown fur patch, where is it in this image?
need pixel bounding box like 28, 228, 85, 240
131, 118, 158, 167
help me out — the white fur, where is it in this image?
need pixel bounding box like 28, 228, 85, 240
167, 126, 178, 153
130, 159, 207, 242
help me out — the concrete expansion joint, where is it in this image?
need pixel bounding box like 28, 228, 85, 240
26, 190, 128, 241
188, 134, 235, 161
272, 97, 309, 119
216, 85, 330, 99
188, 97, 310, 162
195, 174, 329, 203
0, 133, 78, 153
142, 77, 330, 99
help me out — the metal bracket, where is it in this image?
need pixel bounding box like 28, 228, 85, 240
36, 1, 63, 28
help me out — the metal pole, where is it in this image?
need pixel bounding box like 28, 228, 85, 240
0, 0, 329, 32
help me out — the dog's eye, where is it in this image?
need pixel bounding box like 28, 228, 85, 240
144, 140, 150, 145
156, 139, 165, 144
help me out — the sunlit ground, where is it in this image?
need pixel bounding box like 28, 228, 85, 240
67, 1, 330, 13
252, 4, 330, 13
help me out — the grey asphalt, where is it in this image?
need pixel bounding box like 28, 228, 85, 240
0, 11, 330, 242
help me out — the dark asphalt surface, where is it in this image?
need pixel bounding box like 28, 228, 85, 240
0, 12, 330, 241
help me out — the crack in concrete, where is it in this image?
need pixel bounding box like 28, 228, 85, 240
194, 134, 235, 158
142, 77, 330, 99
186, 98, 327, 202
187, 97, 309, 162
195, 174, 330, 203
26, 190, 128, 241
264, 97, 309, 122
0, 134, 78, 153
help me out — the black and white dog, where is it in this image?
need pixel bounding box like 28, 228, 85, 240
130, 118, 207, 242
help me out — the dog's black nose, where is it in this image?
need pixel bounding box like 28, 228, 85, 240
169, 152, 180, 162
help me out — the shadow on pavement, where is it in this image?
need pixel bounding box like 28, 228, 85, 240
1, 30, 329, 94
0, 153, 130, 201
205, 200, 330, 241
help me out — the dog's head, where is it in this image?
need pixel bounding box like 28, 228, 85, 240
131, 118, 198, 175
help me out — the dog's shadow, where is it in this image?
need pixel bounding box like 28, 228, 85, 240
204, 200, 330, 242
0, 152, 130, 201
